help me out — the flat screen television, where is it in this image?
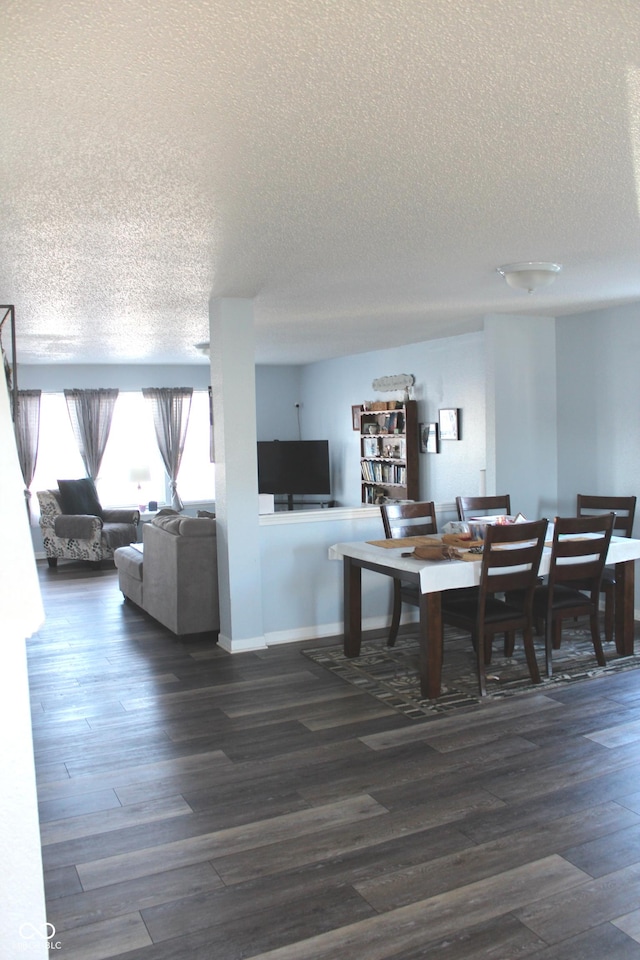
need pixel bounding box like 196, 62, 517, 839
257, 440, 331, 497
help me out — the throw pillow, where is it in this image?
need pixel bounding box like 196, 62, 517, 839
57, 478, 104, 518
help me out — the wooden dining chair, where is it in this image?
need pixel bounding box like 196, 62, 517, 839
577, 494, 637, 647
456, 494, 511, 521
533, 513, 615, 677
441, 519, 547, 696
380, 501, 438, 647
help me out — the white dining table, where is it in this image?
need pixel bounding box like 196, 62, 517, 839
329, 534, 640, 699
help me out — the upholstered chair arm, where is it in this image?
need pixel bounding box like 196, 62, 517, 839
37, 490, 62, 530
103, 508, 141, 524
54, 515, 103, 540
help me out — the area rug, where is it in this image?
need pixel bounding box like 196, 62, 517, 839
303, 624, 640, 719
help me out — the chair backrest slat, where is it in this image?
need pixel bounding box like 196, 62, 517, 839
548, 514, 614, 592
457, 495, 511, 521
577, 494, 636, 538
479, 520, 547, 600
381, 501, 438, 539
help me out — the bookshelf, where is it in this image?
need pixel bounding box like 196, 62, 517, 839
357, 400, 419, 504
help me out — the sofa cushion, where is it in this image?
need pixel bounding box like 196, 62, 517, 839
176, 517, 216, 538
103, 522, 138, 550
114, 545, 144, 581
151, 515, 183, 535
57, 478, 104, 518
151, 514, 216, 538
103, 507, 141, 524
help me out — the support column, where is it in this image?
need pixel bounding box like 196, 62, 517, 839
484, 314, 559, 521
209, 297, 265, 651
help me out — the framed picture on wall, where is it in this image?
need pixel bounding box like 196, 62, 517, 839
420, 422, 439, 453
352, 404, 362, 431
439, 407, 460, 441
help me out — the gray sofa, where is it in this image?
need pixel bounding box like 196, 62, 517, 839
114, 511, 219, 637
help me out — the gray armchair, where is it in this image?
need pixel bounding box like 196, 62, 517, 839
37, 483, 139, 567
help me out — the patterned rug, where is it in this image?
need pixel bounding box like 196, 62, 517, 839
303, 624, 640, 719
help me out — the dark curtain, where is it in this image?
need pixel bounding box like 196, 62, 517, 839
64, 388, 119, 480
142, 387, 193, 511
14, 389, 41, 519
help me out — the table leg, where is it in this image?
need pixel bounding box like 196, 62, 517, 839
343, 557, 362, 657
419, 591, 443, 699
614, 559, 635, 656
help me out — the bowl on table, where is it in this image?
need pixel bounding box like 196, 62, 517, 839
467, 516, 515, 540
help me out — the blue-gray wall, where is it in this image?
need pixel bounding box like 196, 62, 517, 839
298, 331, 486, 508
555, 305, 640, 528
485, 315, 558, 522
255, 366, 301, 440
18, 364, 212, 391
19, 308, 640, 639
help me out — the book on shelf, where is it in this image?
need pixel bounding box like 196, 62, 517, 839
381, 410, 405, 433
361, 460, 406, 485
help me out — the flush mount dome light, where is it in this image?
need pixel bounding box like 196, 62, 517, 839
497, 261, 562, 293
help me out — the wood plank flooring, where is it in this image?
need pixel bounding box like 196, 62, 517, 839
28, 560, 640, 959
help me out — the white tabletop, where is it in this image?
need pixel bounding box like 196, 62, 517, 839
330, 535, 640, 595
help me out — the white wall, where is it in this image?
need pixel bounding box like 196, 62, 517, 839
259, 312, 640, 640
19, 363, 211, 391
260, 508, 390, 642
255, 366, 301, 440
255, 331, 488, 640
20, 333, 489, 643
485, 315, 558, 521
0, 375, 47, 959
21, 311, 640, 643
299, 331, 486, 509
21, 364, 302, 435
556, 305, 640, 523
22, 341, 487, 515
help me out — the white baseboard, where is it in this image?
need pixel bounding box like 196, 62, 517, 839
217, 633, 268, 653
218, 613, 406, 651
263, 610, 418, 647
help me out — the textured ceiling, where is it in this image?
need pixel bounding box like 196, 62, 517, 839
2, 0, 640, 365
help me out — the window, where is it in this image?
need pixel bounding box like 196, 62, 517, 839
171, 391, 216, 503
31, 394, 84, 494
96, 394, 166, 507
31, 390, 215, 509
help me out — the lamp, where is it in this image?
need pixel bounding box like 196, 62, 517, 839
129, 465, 151, 511
497, 261, 562, 294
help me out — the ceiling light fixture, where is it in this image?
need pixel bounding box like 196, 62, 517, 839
195, 341, 210, 356
497, 261, 562, 294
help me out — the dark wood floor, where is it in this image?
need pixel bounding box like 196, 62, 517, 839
27, 561, 640, 959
